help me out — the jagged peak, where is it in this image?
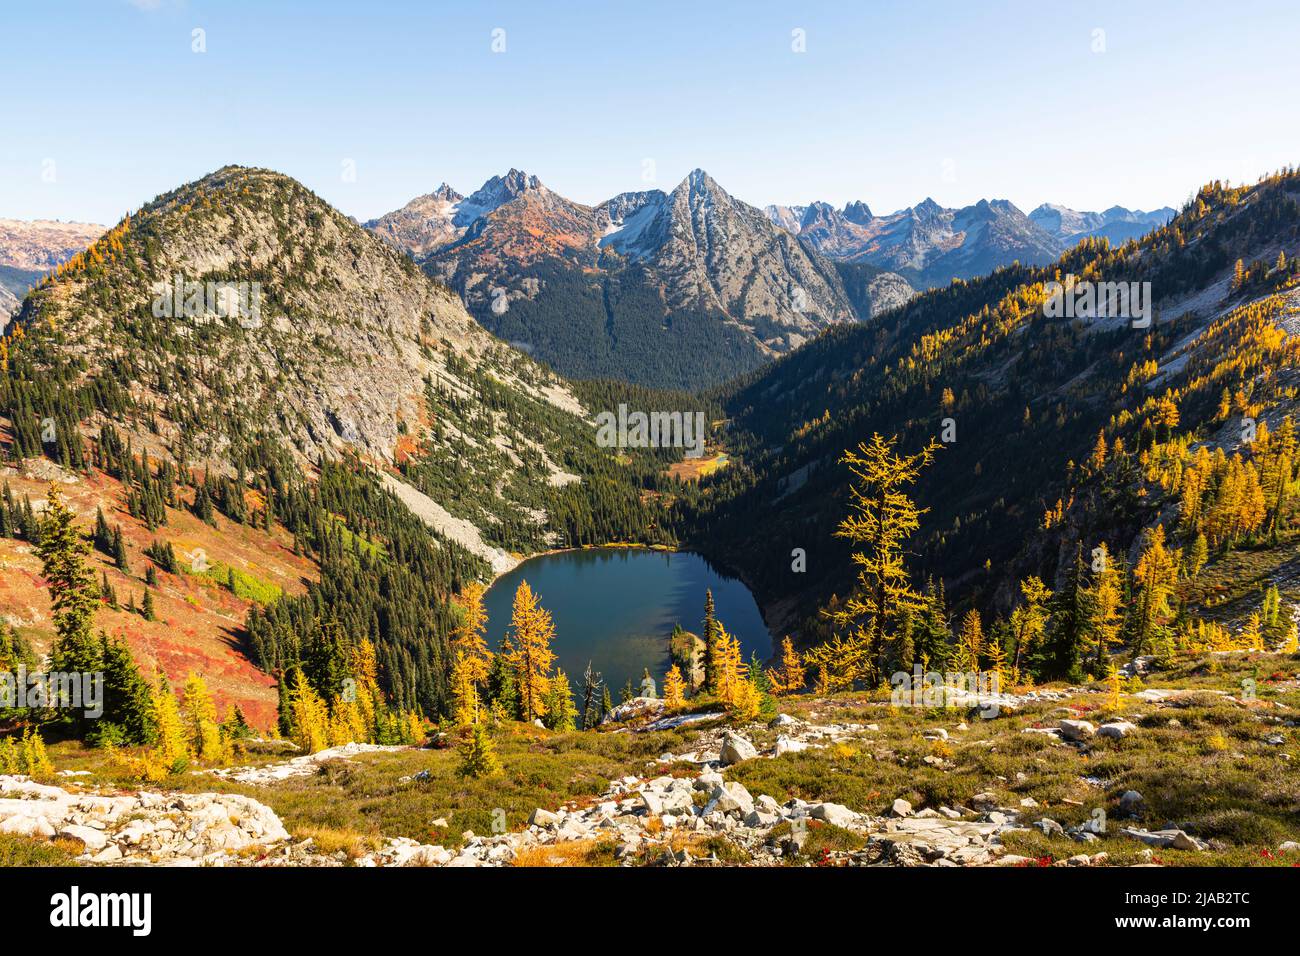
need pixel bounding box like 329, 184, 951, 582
430, 182, 463, 203
842, 200, 873, 224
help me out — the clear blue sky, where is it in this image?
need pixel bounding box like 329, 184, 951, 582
3, 0, 1298, 225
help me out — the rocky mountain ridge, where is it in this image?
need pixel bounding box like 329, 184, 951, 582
764, 196, 1065, 288
370, 168, 913, 388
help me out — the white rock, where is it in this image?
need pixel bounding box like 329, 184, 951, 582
774, 735, 808, 757
709, 782, 754, 815
1098, 721, 1137, 739
756, 795, 781, 814
528, 808, 560, 827
1118, 790, 1144, 813
719, 732, 758, 766
0, 815, 55, 838
810, 803, 857, 828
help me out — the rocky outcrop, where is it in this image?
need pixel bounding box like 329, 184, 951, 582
0, 775, 288, 865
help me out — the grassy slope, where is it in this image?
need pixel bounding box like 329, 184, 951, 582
0, 464, 315, 729
29, 648, 1300, 867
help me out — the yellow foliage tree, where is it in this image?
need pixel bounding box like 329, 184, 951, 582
452, 581, 491, 686
663, 664, 685, 709
766, 636, 805, 696
20, 728, 54, 778
956, 609, 984, 670
1133, 525, 1181, 655
1088, 542, 1124, 668
823, 433, 941, 687
182, 673, 225, 763
450, 649, 480, 727
288, 671, 330, 754
504, 580, 556, 723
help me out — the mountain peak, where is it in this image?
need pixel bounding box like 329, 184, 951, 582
431, 182, 463, 203
683, 168, 725, 195
842, 200, 873, 224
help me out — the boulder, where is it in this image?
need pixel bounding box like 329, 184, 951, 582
1098, 721, 1136, 739
891, 798, 914, 817
0, 815, 55, 838
1058, 719, 1096, 741
1120, 827, 1206, 851
660, 789, 696, 814
528, 807, 560, 827
774, 735, 808, 757
810, 802, 857, 828
719, 732, 758, 766
1118, 790, 1144, 813
693, 771, 724, 791
600, 697, 665, 725
709, 782, 755, 815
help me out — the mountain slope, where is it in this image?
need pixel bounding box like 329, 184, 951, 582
374, 170, 912, 389
0, 166, 689, 719
695, 172, 1300, 639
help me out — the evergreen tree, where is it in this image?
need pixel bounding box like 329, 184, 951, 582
93, 635, 155, 746
543, 670, 577, 732
456, 721, 502, 778
112, 527, 129, 572
36, 487, 99, 674
702, 589, 719, 693
1039, 544, 1090, 680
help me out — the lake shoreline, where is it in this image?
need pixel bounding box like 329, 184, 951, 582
481, 545, 776, 686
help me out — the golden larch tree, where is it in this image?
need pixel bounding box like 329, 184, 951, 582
824, 433, 941, 687
504, 580, 556, 723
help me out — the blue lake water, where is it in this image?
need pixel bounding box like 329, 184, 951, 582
482, 547, 770, 695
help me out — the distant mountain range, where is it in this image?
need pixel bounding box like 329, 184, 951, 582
366, 170, 913, 389
762, 198, 1175, 289
1026, 203, 1177, 245
0, 218, 105, 315
366, 172, 1175, 388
